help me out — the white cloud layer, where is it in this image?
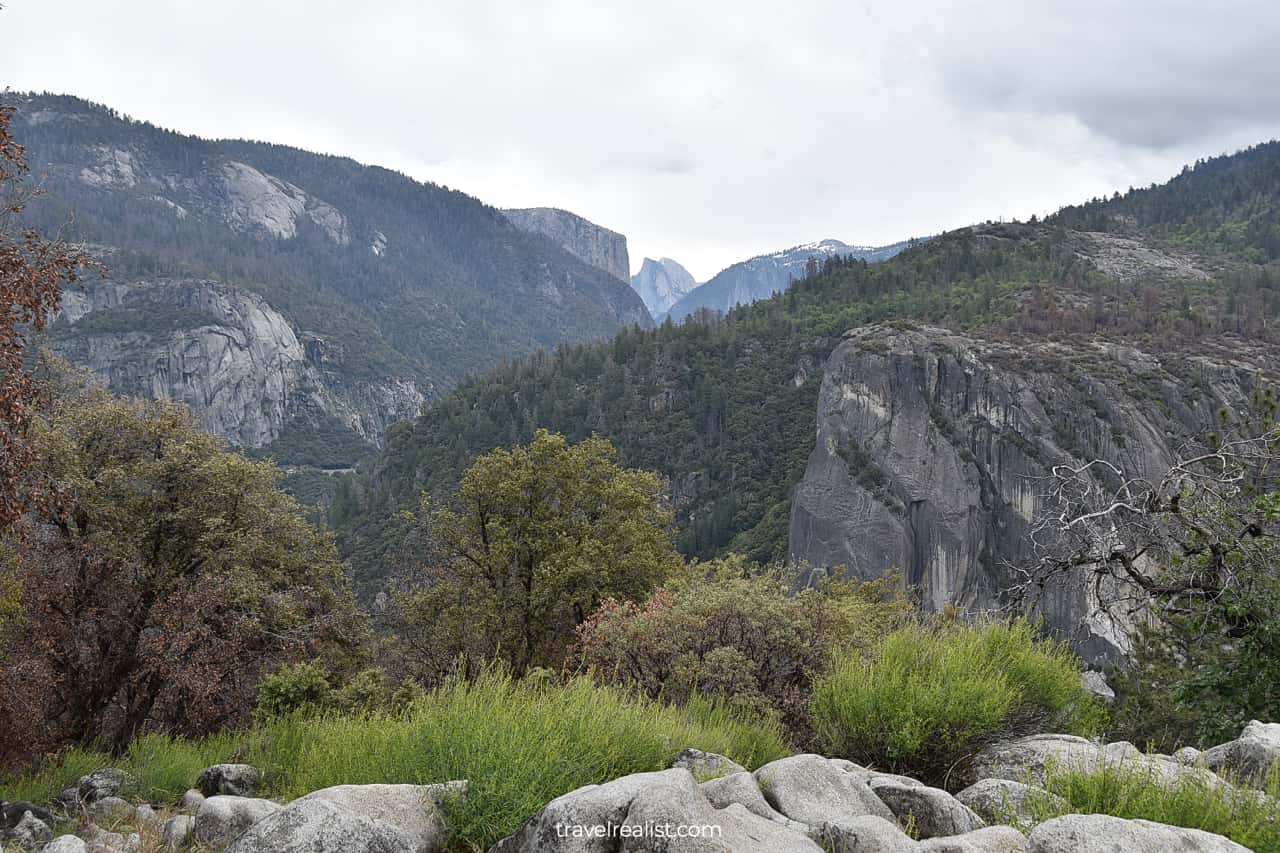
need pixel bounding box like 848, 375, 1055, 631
3, 0, 1279, 280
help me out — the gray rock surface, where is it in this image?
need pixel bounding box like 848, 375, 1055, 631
75, 769, 134, 804
820, 815, 915, 853
159, 814, 194, 851
917, 825, 1028, 852
753, 754, 894, 825
955, 779, 1066, 828
293, 782, 462, 852
1174, 746, 1203, 766
193, 795, 282, 847
490, 767, 823, 853
86, 797, 132, 822
1079, 671, 1115, 704
180, 789, 206, 812
964, 734, 1228, 790
671, 749, 747, 780
698, 771, 800, 828
52, 280, 424, 449
197, 763, 262, 798
1026, 814, 1250, 852
1203, 720, 1280, 786
788, 325, 1276, 664
631, 258, 697, 318
39, 837, 89, 853
869, 780, 984, 839
504, 208, 631, 284
223, 798, 416, 853
9, 811, 52, 850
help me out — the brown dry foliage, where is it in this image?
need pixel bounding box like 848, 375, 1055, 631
0, 101, 92, 530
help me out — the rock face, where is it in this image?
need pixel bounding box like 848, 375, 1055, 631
752, 754, 894, 825
963, 734, 1232, 792
49, 279, 425, 449
631, 257, 698, 319
868, 780, 983, 839
193, 795, 282, 847
955, 779, 1067, 828
666, 239, 911, 323
788, 325, 1277, 662
292, 783, 462, 852
490, 768, 824, 853
1026, 814, 1250, 852
197, 763, 262, 798
1203, 720, 1280, 786
224, 799, 417, 853
504, 207, 632, 285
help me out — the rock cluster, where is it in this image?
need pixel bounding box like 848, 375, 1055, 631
4, 722, 1275, 852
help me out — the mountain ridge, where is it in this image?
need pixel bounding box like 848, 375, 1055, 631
9, 92, 651, 468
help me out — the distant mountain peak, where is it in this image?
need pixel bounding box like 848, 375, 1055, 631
665, 238, 913, 322
631, 257, 697, 318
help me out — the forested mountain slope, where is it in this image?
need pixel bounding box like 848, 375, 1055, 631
343, 142, 1280, 603
9, 93, 650, 467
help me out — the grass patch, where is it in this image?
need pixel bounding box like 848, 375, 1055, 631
1, 669, 787, 851
1034, 761, 1280, 853
811, 618, 1102, 782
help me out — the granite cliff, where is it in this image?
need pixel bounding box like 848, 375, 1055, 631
503, 207, 632, 284
789, 325, 1278, 662
630, 257, 698, 319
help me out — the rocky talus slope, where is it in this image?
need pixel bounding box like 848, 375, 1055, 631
5, 722, 1275, 852
788, 325, 1279, 663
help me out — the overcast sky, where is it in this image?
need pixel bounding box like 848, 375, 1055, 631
4, 0, 1280, 281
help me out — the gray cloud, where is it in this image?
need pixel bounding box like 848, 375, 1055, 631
2, 0, 1279, 279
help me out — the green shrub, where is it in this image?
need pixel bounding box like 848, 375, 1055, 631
2, 667, 787, 851
574, 557, 911, 732
1034, 760, 1280, 853
255, 661, 334, 718
811, 618, 1101, 782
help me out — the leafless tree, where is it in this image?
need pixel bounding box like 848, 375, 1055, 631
1011, 433, 1279, 640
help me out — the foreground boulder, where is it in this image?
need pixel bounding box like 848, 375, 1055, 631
916, 825, 1027, 852
1203, 720, 1280, 787
224, 799, 417, 853
75, 770, 134, 805
9, 811, 52, 850
39, 837, 89, 853
868, 780, 983, 839
965, 734, 1225, 791
194, 795, 282, 847
671, 749, 747, 781
955, 779, 1067, 829
490, 767, 823, 852
198, 763, 262, 798
293, 783, 464, 852
159, 814, 195, 851
820, 815, 915, 853
753, 754, 894, 825
698, 771, 800, 829
821, 816, 1026, 853
1026, 814, 1249, 852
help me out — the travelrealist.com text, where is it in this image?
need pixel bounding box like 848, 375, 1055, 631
554, 822, 724, 839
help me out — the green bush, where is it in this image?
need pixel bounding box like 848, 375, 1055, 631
1034, 760, 1280, 853
573, 557, 911, 731
3, 668, 787, 851
811, 618, 1101, 782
